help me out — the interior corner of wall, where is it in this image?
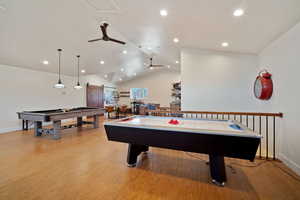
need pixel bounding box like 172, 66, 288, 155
278, 153, 300, 176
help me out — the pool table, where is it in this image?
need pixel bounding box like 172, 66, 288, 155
18, 107, 104, 139
104, 115, 261, 186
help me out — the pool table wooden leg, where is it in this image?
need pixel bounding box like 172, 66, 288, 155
22, 120, 29, 131
127, 144, 149, 167
34, 121, 42, 137
77, 117, 83, 127
209, 154, 227, 186
93, 115, 99, 128
52, 120, 61, 140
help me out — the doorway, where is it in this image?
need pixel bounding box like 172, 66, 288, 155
86, 84, 104, 108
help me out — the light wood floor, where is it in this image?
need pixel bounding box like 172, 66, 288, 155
0, 117, 300, 200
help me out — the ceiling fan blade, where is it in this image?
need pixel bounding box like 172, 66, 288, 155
108, 38, 126, 45
150, 64, 166, 68
100, 24, 109, 38
88, 38, 103, 42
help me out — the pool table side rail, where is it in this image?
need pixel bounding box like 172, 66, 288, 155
18, 108, 104, 122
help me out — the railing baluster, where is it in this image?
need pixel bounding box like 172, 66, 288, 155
273, 116, 276, 160
266, 116, 269, 160
252, 116, 255, 131
259, 116, 262, 158
240, 115, 242, 123
246, 115, 249, 127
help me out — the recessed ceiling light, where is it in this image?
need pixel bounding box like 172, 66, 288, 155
104, 74, 108, 78
175, 61, 179, 64
122, 50, 127, 54
100, 60, 105, 65
167, 65, 171, 68
120, 68, 124, 72
160, 9, 168, 17
42, 60, 49, 65
119, 78, 122, 81
147, 47, 152, 50
81, 69, 86, 73
133, 73, 137, 76
233, 9, 244, 17
222, 42, 229, 47
150, 67, 154, 70
173, 38, 179, 43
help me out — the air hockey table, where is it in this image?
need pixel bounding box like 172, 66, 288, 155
104, 115, 261, 186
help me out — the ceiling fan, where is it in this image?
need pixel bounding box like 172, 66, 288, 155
88, 23, 126, 45
147, 57, 168, 69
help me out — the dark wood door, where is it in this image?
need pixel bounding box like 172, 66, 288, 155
86, 84, 104, 108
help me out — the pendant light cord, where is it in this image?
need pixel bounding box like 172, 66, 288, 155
77, 55, 80, 83
58, 49, 62, 81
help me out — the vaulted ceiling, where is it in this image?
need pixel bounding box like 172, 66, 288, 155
0, 0, 300, 82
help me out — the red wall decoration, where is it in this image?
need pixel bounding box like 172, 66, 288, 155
254, 70, 273, 100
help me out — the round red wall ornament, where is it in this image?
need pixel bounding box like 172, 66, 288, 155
254, 70, 273, 100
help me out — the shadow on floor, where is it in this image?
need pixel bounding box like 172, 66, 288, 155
134, 151, 258, 193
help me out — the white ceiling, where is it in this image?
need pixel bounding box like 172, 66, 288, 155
0, 0, 300, 82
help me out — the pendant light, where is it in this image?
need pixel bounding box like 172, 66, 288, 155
54, 49, 65, 89
74, 55, 83, 90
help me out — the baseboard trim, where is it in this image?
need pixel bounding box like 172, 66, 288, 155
279, 153, 300, 176
0, 127, 21, 134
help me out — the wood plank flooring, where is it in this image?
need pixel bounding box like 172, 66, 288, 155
0, 117, 300, 200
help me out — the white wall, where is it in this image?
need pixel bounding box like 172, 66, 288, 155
181, 49, 259, 111
259, 21, 300, 175
180, 24, 300, 175
0, 65, 113, 134
82, 74, 115, 88
117, 70, 180, 107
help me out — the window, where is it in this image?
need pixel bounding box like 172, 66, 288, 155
130, 88, 148, 100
